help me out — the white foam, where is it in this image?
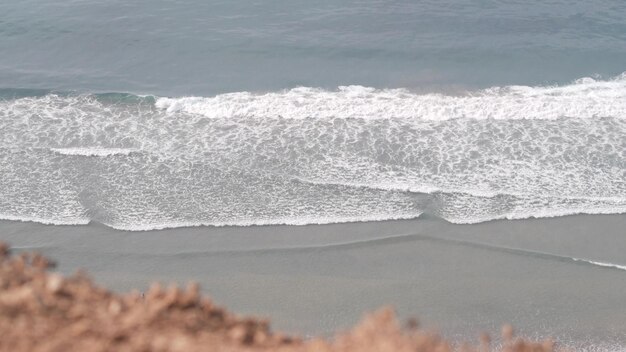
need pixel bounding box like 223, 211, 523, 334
100, 212, 424, 231
573, 258, 626, 271
444, 206, 626, 225
1, 74, 625, 230
50, 147, 137, 157
292, 177, 626, 202
0, 213, 90, 226
155, 73, 626, 120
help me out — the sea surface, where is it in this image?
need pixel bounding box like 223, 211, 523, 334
1, 81, 625, 230
1, 0, 625, 230
1, 0, 626, 350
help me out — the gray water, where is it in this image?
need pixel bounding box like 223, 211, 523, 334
2, 0, 626, 95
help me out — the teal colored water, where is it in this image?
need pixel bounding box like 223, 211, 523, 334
1, 0, 625, 95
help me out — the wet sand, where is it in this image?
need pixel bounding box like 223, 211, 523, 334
0, 242, 557, 352
2, 214, 625, 350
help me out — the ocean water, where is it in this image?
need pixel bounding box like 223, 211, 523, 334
2, 0, 626, 95
0, 0, 625, 230
1, 81, 625, 230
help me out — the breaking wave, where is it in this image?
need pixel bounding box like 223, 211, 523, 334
155, 74, 626, 120
0, 73, 625, 230
50, 148, 138, 157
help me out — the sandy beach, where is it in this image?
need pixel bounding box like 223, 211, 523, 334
3, 214, 625, 350
1, 240, 562, 351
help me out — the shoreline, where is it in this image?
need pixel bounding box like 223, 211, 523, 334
2, 214, 626, 350
0, 242, 560, 351
3, 206, 626, 231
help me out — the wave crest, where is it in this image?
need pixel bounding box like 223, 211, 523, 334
0, 74, 625, 230
50, 148, 137, 157
155, 74, 626, 120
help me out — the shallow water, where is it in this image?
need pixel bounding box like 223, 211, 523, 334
3, 215, 626, 351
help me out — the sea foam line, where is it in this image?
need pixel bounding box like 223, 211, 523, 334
573, 258, 626, 271
290, 176, 626, 202
0, 205, 624, 231
155, 73, 626, 120
0, 214, 90, 226
49, 147, 138, 157
100, 212, 424, 231
445, 206, 626, 225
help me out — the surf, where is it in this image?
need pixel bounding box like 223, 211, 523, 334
0, 73, 624, 230
49, 147, 138, 157
154, 74, 626, 120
